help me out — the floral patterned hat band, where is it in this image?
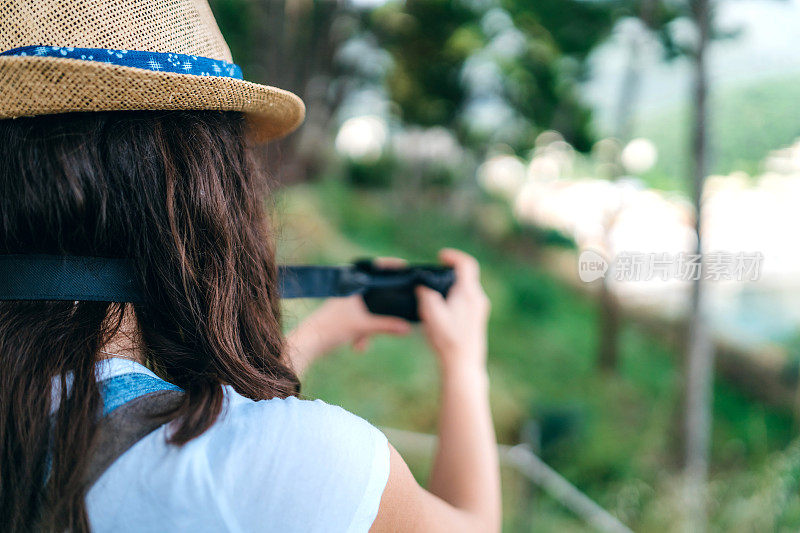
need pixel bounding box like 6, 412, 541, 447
0, 46, 243, 79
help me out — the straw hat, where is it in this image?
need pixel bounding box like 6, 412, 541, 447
0, 0, 305, 142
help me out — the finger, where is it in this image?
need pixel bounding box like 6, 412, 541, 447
438, 248, 480, 285
416, 285, 448, 323
367, 315, 413, 335
373, 257, 408, 269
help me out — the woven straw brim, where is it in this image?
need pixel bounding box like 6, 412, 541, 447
0, 55, 305, 142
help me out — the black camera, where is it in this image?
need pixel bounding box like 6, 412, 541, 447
278, 260, 456, 321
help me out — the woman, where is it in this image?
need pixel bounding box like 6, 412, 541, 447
0, 1, 501, 532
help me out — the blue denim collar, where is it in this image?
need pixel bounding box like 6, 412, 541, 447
95, 358, 181, 415
99, 373, 182, 416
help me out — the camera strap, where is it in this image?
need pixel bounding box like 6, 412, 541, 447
0, 255, 369, 303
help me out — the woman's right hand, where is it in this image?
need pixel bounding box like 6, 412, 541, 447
373, 249, 500, 533
415, 248, 491, 377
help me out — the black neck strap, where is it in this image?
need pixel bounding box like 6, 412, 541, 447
0, 255, 368, 302
0, 255, 142, 303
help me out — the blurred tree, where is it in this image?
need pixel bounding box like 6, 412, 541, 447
684, 0, 713, 528
209, 0, 651, 180
369, 1, 477, 130
598, 0, 682, 373
612, 0, 684, 142
595, 0, 738, 375
210, 0, 357, 182
369, 0, 622, 154
501, 0, 619, 151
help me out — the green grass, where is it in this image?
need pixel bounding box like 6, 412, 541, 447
634, 74, 800, 193
276, 180, 799, 531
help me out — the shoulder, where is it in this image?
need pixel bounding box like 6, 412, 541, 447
218, 386, 381, 446
195, 388, 391, 532
89, 388, 390, 532
212, 388, 388, 471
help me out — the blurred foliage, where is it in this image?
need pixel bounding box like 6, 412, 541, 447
368, 0, 623, 152
368, 1, 477, 128
503, 0, 616, 59
623, 0, 694, 61
209, 0, 654, 166
344, 156, 396, 188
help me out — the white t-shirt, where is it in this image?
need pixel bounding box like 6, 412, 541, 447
86, 358, 390, 532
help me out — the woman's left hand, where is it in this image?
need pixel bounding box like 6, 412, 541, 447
285, 258, 412, 375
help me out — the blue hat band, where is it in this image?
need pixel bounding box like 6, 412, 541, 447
0, 45, 243, 79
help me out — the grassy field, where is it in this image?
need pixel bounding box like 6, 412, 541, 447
275, 180, 800, 530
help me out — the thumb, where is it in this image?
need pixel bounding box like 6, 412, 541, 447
416, 285, 448, 324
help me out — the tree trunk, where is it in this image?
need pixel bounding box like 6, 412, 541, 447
596, 0, 657, 372
245, 0, 348, 184
597, 279, 621, 371
682, 0, 713, 529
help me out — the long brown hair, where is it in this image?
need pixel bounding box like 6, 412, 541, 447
0, 110, 300, 531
